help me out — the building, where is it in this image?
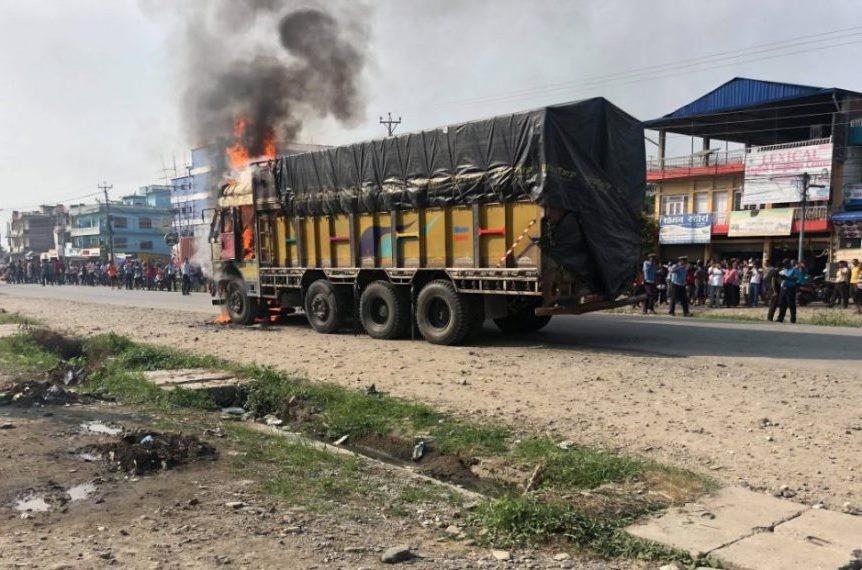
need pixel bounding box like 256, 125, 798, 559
645, 77, 862, 273
6, 205, 66, 256
67, 187, 173, 261
171, 146, 220, 239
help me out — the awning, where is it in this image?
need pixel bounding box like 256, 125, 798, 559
831, 211, 862, 222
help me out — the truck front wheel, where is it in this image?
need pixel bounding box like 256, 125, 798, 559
359, 281, 410, 340
415, 280, 470, 345
226, 278, 257, 325
305, 279, 349, 334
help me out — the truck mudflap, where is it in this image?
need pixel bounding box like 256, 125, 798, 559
535, 294, 646, 316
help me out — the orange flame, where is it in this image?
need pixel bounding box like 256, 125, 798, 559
225, 117, 276, 171
213, 311, 232, 325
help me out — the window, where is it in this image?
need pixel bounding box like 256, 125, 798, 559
140, 241, 153, 250
113, 237, 128, 249
733, 189, 759, 211
661, 195, 688, 216
694, 192, 709, 214
138, 217, 152, 229
112, 216, 127, 228
713, 191, 728, 214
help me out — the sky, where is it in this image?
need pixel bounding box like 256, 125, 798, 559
2, 0, 862, 241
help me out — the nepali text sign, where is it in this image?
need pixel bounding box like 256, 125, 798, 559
659, 213, 712, 244
728, 208, 794, 237
742, 141, 832, 206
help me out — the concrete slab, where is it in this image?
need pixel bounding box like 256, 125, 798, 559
143, 368, 245, 390
711, 523, 862, 570
625, 487, 804, 556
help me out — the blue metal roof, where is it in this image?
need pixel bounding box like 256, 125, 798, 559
831, 211, 862, 222
648, 77, 844, 123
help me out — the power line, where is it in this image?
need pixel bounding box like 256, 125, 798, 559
98, 182, 114, 263
379, 112, 402, 136
404, 28, 862, 114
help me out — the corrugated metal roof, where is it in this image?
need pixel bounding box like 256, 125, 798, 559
650, 77, 840, 122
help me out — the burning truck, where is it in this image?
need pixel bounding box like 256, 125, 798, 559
208, 98, 646, 344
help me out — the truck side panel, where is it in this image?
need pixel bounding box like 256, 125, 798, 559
263, 202, 541, 273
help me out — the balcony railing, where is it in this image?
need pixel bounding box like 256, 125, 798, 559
647, 149, 747, 180
793, 204, 828, 222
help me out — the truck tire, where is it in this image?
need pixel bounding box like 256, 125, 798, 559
226, 278, 257, 325
359, 281, 410, 340
493, 300, 552, 334
415, 280, 470, 345
305, 279, 349, 334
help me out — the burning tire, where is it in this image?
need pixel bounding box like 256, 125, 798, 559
304, 279, 349, 334
359, 281, 410, 340
226, 278, 257, 325
493, 298, 551, 333
415, 280, 470, 345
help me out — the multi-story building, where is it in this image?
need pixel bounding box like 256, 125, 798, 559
67, 187, 173, 261
645, 77, 862, 273
6, 205, 65, 256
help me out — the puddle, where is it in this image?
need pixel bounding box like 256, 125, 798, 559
14, 495, 51, 512
80, 421, 123, 436
67, 482, 96, 501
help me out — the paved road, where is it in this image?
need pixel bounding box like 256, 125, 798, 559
2, 283, 860, 372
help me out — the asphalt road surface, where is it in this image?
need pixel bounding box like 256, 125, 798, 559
2, 283, 860, 374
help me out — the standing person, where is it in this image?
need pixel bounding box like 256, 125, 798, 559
829, 260, 851, 309
850, 259, 861, 308
695, 261, 708, 306
668, 256, 691, 317
748, 262, 763, 307
708, 261, 724, 307
685, 262, 697, 305
165, 260, 177, 292
642, 253, 657, 314
656, 262, 668, 306
723, 261, 739, 307
776, 259, 802, 323
181, 258, 192, 296
106, 262, 118, 289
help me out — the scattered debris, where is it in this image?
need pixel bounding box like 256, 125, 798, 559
225, 501, 246, 509
523, 463, 545, 495
380, 544, 413, 564
365, 384, 380, 396
81, 430, 217, 475
0, 381, 80, 407
412, 440, 425, 462
264, 414, 283, 426
491, 549, 511, 561
0, 422, 15, 430
557, 440, 574, 450
333, 434, 349, 446
203, 427, 226, 438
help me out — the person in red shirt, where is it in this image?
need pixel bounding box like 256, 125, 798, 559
723, 261, 740, 307
106, 263, 119, 290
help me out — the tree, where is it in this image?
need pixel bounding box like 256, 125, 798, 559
639, 211, 659, 257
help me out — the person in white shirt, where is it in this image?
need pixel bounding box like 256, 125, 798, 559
748, 262, 763, 307
707, 261, 724, 307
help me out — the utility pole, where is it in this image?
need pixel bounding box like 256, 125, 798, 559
379, 112, 402, 137
797, 172, 825, 264
98, 182, 114, 263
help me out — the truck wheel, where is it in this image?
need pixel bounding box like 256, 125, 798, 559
226, 278, 257, 325
416, 280, 470, 345
305, 279, 348, 334
359, 281, 410, 340
493, 301, 552, 334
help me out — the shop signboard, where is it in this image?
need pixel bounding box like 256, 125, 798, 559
728, 208, 794, 237
742, 141, 832, 206
659, 213, 712, 244
844, 183, 862, 209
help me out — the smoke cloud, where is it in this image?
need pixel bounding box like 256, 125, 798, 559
159, 1, 370, 162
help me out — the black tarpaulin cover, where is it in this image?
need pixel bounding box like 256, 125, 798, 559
272, 98, 645, 297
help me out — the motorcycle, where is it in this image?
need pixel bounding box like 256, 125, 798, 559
797, 275, 833, 306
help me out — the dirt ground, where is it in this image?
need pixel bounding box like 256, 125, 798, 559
1, 294, 860, 515
1, 393, 634, 570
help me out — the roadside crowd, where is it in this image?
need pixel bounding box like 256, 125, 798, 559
640, 256, 862, 323
1, 258, 208, 296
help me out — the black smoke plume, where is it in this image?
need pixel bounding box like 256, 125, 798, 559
168, 1, 369, 163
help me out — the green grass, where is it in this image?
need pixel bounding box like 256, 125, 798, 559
242, 365, 510, 455
0, 333, 60, 374
472, 496, 692, 561
696, 312, 763, 323
802, 312, 862, 328
514, 437, 644, 490
0, 311, 38, 325
224, 424, 370, 507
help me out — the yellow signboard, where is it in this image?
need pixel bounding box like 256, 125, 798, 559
727, 208, 794, 237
